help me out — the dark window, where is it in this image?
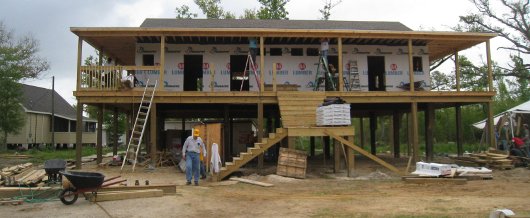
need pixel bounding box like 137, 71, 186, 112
306, 48, 319, 56
269, 48, 282, 56
291, 48, 303, 56
413, 56, 423, 72
143, 54, 154, 66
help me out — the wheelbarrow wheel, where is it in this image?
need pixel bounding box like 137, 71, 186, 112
60, 187, 78, 205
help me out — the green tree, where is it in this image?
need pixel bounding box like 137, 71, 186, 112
430, 70, 455, 91
176, 5, 198, 19
194, 0, 235, 19
458, 0, 529, 78
0, 21, 49, 150
241, 9, 258, 19
257, 0, 290, 20
319, 0, 342, 20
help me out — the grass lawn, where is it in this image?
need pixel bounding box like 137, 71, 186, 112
1, 146, 119, 164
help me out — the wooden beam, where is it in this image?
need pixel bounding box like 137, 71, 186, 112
338, 37, 343, 91
150, 103, 157, 164
286, 126, 354, 137
325, 130, 403, 175
425, 104, 434, 162
75, 102, 83, 169
91, 189, 163, 202
76, 37, 83, 91
159, 35, 165, 90
96, 104, 103, 164
486, 40, 493, 92
101, 184, 177, 194
393, 112, 400, 158
408, 39, 414, 92
360, 117, 364, 149
210, 63, 215, 92
455, 51, 460, 91
230, 177, 273, 187
456, 104, 463, 156
411, 102, 419, 163
260, 36, 265, 92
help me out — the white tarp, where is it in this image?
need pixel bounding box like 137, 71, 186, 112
473, 100, 530, 129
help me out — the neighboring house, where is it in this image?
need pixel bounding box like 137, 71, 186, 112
6, 84, 97, 149
70, 19, 496, 179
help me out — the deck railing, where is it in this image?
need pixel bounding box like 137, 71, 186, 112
80, 66, 159, 90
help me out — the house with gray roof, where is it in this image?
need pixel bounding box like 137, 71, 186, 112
6, 84, 97, 149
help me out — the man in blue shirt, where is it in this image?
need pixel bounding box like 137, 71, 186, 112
182, 129, 207, 185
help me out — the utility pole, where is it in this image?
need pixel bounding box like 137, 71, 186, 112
51, 76, 55, 149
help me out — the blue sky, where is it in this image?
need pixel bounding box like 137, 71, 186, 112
0, 0, 515, 104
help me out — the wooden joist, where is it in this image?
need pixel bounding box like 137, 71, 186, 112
101, 184, 177, 195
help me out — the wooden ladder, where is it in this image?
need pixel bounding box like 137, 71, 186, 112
216, 128, 287, 181
121, 79, 158, 172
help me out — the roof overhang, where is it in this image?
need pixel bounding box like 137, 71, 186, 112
71, 27, 496, 65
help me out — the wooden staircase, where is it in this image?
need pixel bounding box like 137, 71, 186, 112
277, 92, 326, 127
216, 128, 288, 180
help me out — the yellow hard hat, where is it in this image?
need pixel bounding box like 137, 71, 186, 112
193, 129, 200, 136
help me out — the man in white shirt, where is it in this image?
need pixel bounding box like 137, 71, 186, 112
182, 129, 206, 185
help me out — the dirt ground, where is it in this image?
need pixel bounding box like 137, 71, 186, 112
1, 154, 530, 218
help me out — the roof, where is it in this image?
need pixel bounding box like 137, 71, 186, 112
21, 84, 93, 121
71, 19, 497, 65
140, 19, 413, 31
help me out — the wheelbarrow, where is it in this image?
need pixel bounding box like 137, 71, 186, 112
59, 171, 126, 205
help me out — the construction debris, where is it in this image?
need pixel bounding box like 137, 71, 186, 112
90, 189, 163, 202
405, 161, 493, 183
451, 149, 514, 170
230, 177, 274, 187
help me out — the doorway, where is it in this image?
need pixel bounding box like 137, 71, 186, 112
184, 55, 203, 91
230, 55, 248, 91
325, 55, 339, 91
367, 56, 386, 91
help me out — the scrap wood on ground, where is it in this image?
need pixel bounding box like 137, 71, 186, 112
404, 161, 493, 184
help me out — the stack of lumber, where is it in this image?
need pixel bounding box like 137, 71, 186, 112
1, 163, 33, 185
451, 150, 514, 169
13, 169, 47, 186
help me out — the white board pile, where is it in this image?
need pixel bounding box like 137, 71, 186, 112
408, 161, 493, 180
316, 104, 351, 126
411, 162, 452, 177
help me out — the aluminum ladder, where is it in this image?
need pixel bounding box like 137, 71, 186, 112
121, 79, 158, 172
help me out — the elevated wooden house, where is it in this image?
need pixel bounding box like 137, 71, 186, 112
71, 19, 496, 179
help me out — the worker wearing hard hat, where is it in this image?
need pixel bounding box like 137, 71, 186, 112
182, 129, 206, 186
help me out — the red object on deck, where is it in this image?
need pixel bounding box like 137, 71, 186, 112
512, 137, 524, 148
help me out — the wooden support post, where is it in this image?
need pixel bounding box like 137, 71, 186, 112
288, 137, 296, 149
455, 51, 460, 92
159, 35, 165, 90
181, 118, 186, 146
96, 104, 103, 164
393, 112, 401, 158
223, 105, 230, 162
408, 38, 414, 92
75, 102, 83, 169
338, 37, 343, 91
260, 37, 265, 92
272, 63, 277, 92
210, 63, 215, 92
411, 102, 419, 163
347, 135, 354, 176
125, 110, 131, 149
334, 139, 340, 173
456, 104, 463, 156
486, 40, 493, 92
324, 136, 330, 159
150, 103, 157, 165
257, 101, 264, 173
359, 117, 364, 149
369, 113, 377, 155
113, 107, 118, 156
76, 37, 82, 91
486, 101, 495, 149
407, 113, 412, 157
310, 137, 315, 157
425, 104, 434, 162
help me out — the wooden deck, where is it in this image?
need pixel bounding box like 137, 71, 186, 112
75, 90, 495, 105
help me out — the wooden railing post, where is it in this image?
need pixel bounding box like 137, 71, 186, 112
159, 35, 166, 90
76, 37, 83, 91
272, 63, 277, 92
210, 63, 215, 92
338, 37, 343, 91
408, 39, 414, 92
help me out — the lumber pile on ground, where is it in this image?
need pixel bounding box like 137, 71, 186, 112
0, 163, 48, 187
450, 150, 514, 170
404, 162, 493, 183
90, 189, 163, 202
